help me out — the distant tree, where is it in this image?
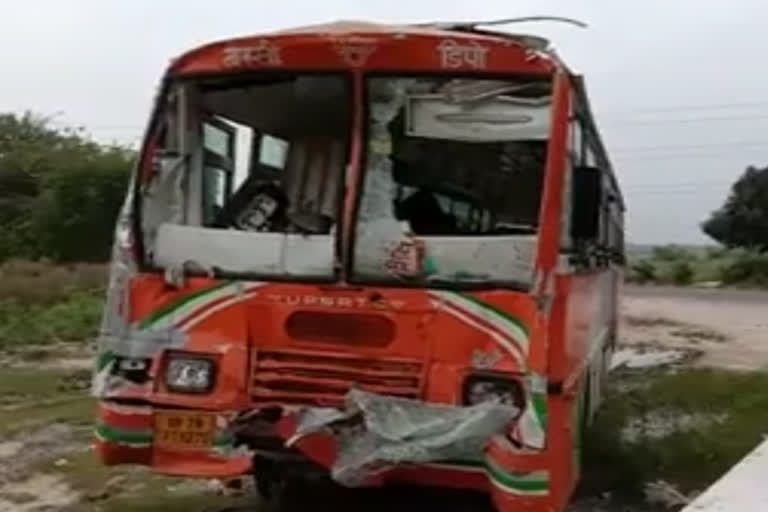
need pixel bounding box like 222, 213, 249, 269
702, 166, 768, 251
719, 251, 768, 286
0, 112, 134, 262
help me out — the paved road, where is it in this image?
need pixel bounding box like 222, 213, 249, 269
621, 285, 768, 371
624, 285, 768, 304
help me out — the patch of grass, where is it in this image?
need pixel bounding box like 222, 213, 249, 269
693, 256, 728, 283
55, 451, 251, 512
0, 362, 250, 512
0, 261, 106, 349
47, 450, 111, 491
584, 368, 768, 496
0, 260, 107, 305
0, 368, 90, 400
719, 250, 768, 287
0, 396, 95, 435
0, 290, 103, 348
0, 367, 95, 434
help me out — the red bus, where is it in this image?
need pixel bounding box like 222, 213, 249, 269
92, 20, 625, 512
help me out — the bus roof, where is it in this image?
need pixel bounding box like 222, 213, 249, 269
168, 20, 558, 76
270, 20, 550, 46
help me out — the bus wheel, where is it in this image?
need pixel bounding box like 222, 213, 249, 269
255, 476, 277, 502
255, 477, 290, 511
257, 476, 317, 510
574, 372, 591, 474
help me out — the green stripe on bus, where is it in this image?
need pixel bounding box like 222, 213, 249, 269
137, 281, 232, 329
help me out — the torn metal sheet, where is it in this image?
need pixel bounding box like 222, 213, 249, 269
287, 389, 519, 486
141, 154, 187, 257
93, 180, 139, 397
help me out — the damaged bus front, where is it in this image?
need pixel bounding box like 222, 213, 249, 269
93, 21, 624, 512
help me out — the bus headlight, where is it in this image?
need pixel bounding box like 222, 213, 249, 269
463, 375, 525, 410
165, 355, 216, 393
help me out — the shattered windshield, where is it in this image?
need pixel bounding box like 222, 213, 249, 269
352, 76, 552, 288
141, 74, 351, 279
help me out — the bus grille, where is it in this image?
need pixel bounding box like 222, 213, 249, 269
251, 349, 424, 407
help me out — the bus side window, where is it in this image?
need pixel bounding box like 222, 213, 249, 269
599, 186, 612, 267
562, 116, 585, 253
606, 192, 626, 265
568, 137, 602, 269
587, 142, 614, 269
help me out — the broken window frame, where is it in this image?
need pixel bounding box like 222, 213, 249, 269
348, 73, 552, 291
200, 116, 237, 226
136, 72, 354, 282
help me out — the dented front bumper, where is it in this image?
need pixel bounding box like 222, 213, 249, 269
95, 390, 555, 512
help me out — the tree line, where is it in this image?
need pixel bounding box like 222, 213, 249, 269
629, 163, 768, 287
0, 113, 133, 263
702, 165, 768, 251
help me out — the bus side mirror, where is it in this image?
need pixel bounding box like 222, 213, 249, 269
570, 165, 602, 241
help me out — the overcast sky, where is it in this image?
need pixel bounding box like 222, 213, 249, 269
2, 0, 767, 245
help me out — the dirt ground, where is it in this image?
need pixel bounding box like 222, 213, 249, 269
0, 285, 764, 511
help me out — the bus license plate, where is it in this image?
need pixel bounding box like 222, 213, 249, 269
154, 411, 215, 450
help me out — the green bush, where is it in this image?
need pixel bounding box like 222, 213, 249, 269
705, 246, 728, 259
719, 251, 768, 286
670, 261, 694, 285
0, 291, 103, 348
628, 259, 657, 284
0, 261, 106, 348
